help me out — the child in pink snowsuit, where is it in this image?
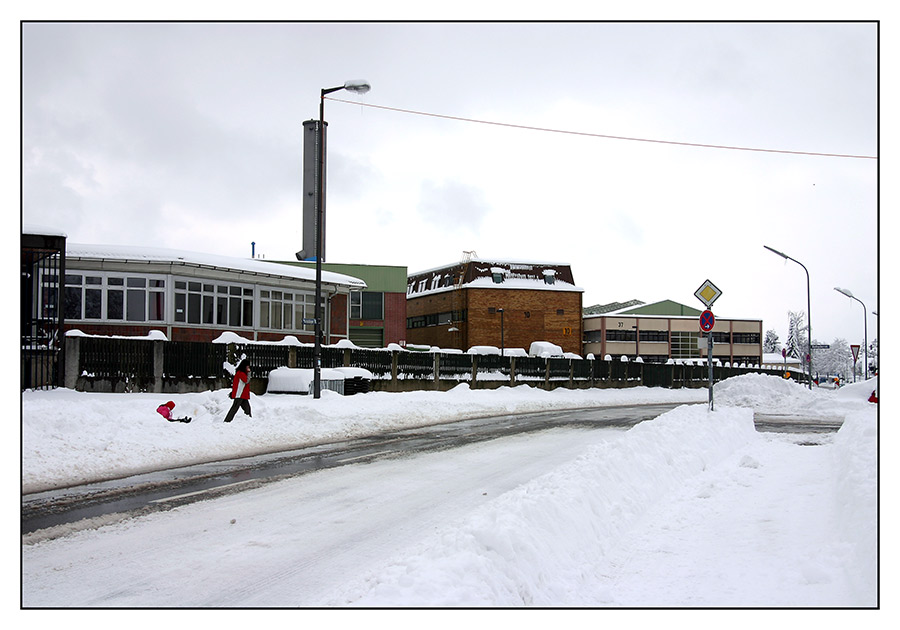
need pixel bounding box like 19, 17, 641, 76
157, 401, 191, 423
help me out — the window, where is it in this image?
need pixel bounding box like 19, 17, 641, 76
406, 309, 465, 329
639, 330, 669, 342
63, 273, 162, 322
176, 279, 250, 327
671, 331, 701, 359
108, 278, 124, 319
584, 330, 604, 343
606, 329, 637, 342
351, 292, 384, 320
711, 332, 730, 344
732, 332, 761, 345
260, 288, 316, 331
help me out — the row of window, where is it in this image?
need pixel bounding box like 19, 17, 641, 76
63, 274, 165, 323
587, 329, 760, 345
60, 272, 329, 332
407, 310, 467, 329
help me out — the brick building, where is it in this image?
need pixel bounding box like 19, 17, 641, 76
406, 259, 583, 355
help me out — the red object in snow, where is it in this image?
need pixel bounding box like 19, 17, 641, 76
868, 390, 878, 403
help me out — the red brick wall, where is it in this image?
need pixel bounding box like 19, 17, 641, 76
406, 288, 582, 354
384, 292, 408, 345
330, 294, 348, 336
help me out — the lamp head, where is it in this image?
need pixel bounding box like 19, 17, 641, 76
834, 287, 854, 298
343, 80, 371, 94
763, 245, 789, 259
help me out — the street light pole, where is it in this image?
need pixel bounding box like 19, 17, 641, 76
834, 287, 868, 380
764, 245, 813, 390
313, 80, 370, 399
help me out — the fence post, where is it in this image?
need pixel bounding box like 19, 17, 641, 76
391, 350, 399, 388
289, 346, 297, 369
544, 357, 550, 389
64, 335, 80, 389
152, 340, 164, 393
510, 356, 516, 387
343, 348, 351, 367
433, 353, 440, 386
568, 359, 574, 388
471, 355, 478, 388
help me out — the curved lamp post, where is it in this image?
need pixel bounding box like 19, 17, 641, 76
764, 245, 813, 389
313, 80, 371, 399
834, 287, 868, 380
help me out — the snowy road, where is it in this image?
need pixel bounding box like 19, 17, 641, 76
22, 426, 627, 607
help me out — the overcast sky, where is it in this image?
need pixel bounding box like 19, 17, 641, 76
20, 19, 882, 348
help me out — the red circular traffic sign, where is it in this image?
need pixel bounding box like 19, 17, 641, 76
699, 309, 715, 332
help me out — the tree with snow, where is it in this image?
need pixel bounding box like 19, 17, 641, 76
763, 329, 781, 354
812, 338, 850, 379
785, 311, 807, 360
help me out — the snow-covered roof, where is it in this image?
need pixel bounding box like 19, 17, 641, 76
22, 224, 68, 238
407, 259, 582, 297
65, 243, 367, 290
409, 258, 570, 277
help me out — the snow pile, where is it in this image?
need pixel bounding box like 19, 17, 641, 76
21, 384, 707, 493
344, 404, 758, 606
831, 408, 878, 603
714, 373, 877, 418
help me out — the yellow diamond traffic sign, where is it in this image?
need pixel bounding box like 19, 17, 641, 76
694, 279, 722, 308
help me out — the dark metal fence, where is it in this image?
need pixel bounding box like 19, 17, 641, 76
164, 341, 227, 379
398, 350, 436, 379
21, 233, 66, 390
475, 353, 511, 378
438, 352, 473, 379
349, 348, 392, 377
66, 335, 792, 393
515, 356, 546, 380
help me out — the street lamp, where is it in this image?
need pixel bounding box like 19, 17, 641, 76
764, 245, 813, 389
834, 287, 868, 380
312, 80, 371, 399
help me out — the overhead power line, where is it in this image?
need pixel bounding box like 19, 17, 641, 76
327, 97, 877, 160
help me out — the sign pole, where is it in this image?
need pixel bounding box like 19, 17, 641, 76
694, 280, 722, 413
708, 333, 714, 411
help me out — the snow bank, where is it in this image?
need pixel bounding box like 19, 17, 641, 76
831, 408, 878, 605
21, 384, 707, 493
714, 373, 876, 418
344, 405, 758, 606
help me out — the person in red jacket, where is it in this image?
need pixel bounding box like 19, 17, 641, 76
224, 359, 252, 423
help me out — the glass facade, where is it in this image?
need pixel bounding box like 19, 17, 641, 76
63, 269, 326, 334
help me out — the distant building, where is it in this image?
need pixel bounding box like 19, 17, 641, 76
285, 262, 408, 348
406, 259, 584, 355
583, 299, 763, 365
58, 243, 365, 343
